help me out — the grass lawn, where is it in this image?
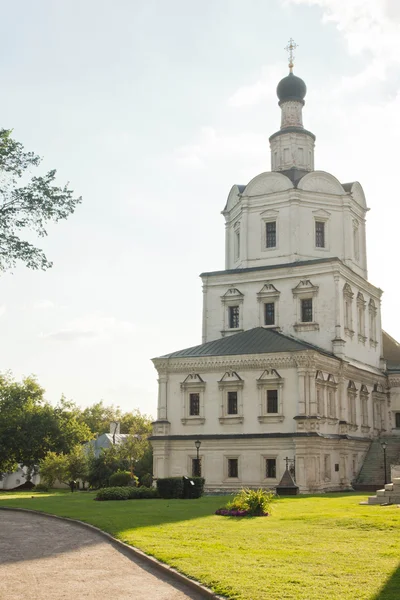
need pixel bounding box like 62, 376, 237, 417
0, 491, 399, 600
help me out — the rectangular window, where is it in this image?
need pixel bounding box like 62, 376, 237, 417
301, 298, 313, 322
264, 302, 275, 326
228, 458, 238, 478
395, 413, 400, 428
228, 305, 240, 329
227, 391, 238, 415
349, 395, 356, 424
266, 458, 276, 479
266, 222, 276, 248
267, 389, 278, 413
192, 458, 201, 477
189, 393, 200, 416
315, 221, 325, 248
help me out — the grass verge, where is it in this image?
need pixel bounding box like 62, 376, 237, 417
0, 491, 399, 600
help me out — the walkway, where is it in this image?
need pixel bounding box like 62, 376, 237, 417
0, 511, 210, 600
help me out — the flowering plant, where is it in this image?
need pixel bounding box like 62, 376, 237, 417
215, 488, 275, 517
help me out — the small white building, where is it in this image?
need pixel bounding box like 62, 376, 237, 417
150, 65, 400, 492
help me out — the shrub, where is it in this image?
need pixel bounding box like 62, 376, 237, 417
156, 477, 184, 499
95, 486, 130, 501
34, 483, 49, 492
140, 473, 153, 488
228, 488, 275, 516
127, 486, 159, 499
182, 476, 205, 499
109, 470, 133, 487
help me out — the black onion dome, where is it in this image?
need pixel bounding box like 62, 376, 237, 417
277, 72, 307, 103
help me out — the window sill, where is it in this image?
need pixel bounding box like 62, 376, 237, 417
181, 417, 205, 426
258, 415, 285, 423
221, 328, 244, 337
262, 325, 281, 331
294, 322, 319, 332
219, 416, 244, 425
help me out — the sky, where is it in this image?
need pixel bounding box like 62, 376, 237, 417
0, 0, 399, 417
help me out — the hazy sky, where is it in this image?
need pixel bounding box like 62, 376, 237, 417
0, 0, 399, 416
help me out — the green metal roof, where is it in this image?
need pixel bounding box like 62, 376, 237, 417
158, 327, 334, 359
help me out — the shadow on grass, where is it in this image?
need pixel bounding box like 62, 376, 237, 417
371, 563, 400, 600
0, 491, 226, 533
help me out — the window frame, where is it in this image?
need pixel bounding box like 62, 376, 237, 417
180, 374, 206, 426
264, 302, 275, 326
257, 283, 280, 329
292, 279, 319, 332
257, 369, 284, 423
227, 457, 239, 479
301, 298, 313, 323
315, 221, 325, 248
218, 372, 244, 424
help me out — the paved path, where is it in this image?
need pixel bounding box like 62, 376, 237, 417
0, 511, 209, 600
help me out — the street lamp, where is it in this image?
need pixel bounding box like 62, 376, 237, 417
194, 440, 201, 477
380, 440, 388, 485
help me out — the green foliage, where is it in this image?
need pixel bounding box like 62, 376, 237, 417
156, 477, 184, 499
0, 374, 92, 475
109, 470, 133, 487
182, 476, 205, 499
39, 445, 89, 487
87, 446, 129, 489
139, 473, 153, 488
79, 402, 153, 437
227, 488, 276, 516
66, 444, 89, 483
39, 452, 69, 487
126, 486, 158, 499
94, 486, 159, 501
95, 487, 131, 501
33, 483, 50, 492
0, 128, 81, 271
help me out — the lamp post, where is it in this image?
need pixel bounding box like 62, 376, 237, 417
194, 439, 201, 477
380, 440, 388, 485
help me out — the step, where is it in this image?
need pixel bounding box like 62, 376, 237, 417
368, 496, 385, 505
385, 483, 394, 491
376, 490, 387, 497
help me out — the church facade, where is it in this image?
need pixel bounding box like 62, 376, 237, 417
150, 64, 400, 493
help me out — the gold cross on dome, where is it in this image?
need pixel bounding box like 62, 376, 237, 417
285, 38, 298, 72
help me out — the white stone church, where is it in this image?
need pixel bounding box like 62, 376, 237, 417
150, 63, 400, 493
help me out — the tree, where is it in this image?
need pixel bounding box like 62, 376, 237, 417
39, 452, 69, 488
39, 445, 89, 488
0, 129, 81, 271
0, 373, 92, 475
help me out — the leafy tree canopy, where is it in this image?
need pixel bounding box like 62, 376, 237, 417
0, 373, 92, 475
0, 128, 81, 271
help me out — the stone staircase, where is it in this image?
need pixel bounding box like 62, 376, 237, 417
367, 478, 400, 505
354, 436, 400, 490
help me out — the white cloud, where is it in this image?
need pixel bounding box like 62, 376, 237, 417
0, 306, 6, 317
228, 64, 283, 108
33, 299, 55, 310
173, 126, 266, 171
41, 312, 136, 343
284, 0, 400, 65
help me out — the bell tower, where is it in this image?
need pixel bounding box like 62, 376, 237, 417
269, 39, 315, 173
